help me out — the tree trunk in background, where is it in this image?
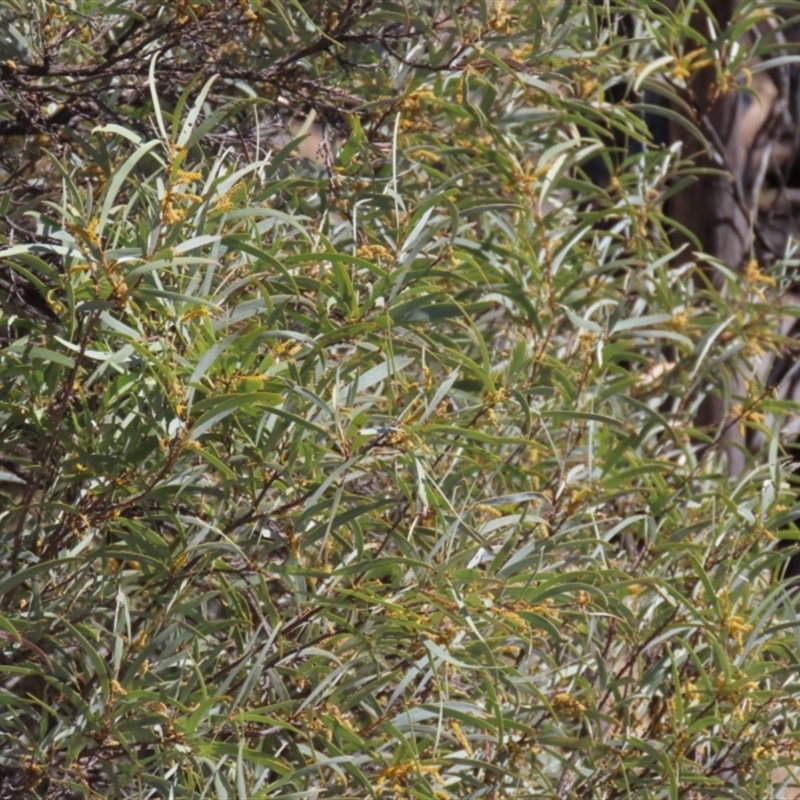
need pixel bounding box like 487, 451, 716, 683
668, 1, 749, 275
666, 0, 752, 474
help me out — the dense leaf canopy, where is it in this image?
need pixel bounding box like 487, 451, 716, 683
2, 1, 800, 798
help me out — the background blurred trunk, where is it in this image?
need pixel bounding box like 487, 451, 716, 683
666, 0, 752, 473
668, 1, 749, 278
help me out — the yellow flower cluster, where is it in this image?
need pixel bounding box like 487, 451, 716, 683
552, 692, 587, 720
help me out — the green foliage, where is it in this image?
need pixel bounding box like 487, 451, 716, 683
2, 1, 800, 797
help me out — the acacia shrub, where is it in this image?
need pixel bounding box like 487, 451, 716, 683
1, 1, 800, 798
